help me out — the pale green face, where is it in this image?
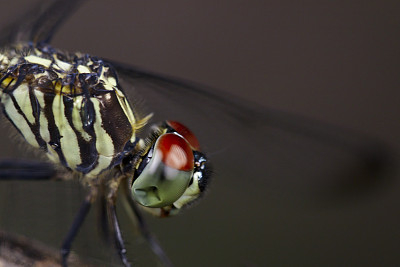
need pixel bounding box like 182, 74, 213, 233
131, 121, 210, 217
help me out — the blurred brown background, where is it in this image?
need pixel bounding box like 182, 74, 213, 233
0, 1, 399, 266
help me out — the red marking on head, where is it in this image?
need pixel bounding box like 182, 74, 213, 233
156, 133, 194, 171
167, 121, 200, 151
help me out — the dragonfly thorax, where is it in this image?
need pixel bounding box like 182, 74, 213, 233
0, 43, 210, 218
0, 43, 148, 178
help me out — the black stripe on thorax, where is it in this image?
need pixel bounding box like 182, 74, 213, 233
43, 88, 68, 168
63, 94, 98, 174
4, 69, 47, 151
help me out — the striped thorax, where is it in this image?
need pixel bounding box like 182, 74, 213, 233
0, 43, 148, 180
0, 43, 210, 217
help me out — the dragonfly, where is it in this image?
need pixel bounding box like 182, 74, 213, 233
0, 0, 211, 266
0, 0, 398, 266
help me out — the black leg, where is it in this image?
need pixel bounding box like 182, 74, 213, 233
61, 192, 93, 267
107, 202, 131, 267
0, 160, 56, 180
121, 179, 174, 267
99, 193, 110, 243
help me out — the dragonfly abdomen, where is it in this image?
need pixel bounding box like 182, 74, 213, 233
0, 43, 146, 178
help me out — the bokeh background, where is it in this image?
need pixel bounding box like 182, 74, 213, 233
0, 1, 399, 266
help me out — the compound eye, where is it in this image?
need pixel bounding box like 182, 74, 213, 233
157, 133, 194, 171
131, 133, 194, 208
167, 121, 200, 151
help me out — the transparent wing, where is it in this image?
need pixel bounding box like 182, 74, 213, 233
109, 63, 398, 266
114, 62, 394, 201
1, 62, 395, 265
0, 0, 85, 46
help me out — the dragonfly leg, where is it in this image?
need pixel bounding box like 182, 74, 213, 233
61, 192, 94, 267
0, 160, 56, 180
107, 202, 131, 267
120, 179, 174, 267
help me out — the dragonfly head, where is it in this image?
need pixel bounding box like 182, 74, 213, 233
131, 121, 210, 217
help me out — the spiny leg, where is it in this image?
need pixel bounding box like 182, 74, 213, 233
107, 201, 131, 267
121, 179, 174, 267
61, 191, 95, 267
